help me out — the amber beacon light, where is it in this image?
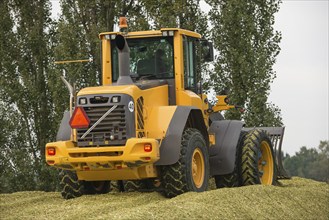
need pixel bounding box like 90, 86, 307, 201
119, 17, 128, 29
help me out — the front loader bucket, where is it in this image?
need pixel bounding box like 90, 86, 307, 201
243, 127, 291, 179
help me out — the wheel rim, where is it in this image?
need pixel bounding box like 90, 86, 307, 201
192, 148, 205, 188
258, 141, 274, 185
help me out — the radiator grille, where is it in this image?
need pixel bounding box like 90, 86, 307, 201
77, 105, 127, 146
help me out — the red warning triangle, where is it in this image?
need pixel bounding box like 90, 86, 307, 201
69, 107, 90, 129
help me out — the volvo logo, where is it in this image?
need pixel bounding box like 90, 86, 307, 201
128, 101, 134, 112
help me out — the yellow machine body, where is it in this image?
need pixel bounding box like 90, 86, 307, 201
46, 28, 236, 181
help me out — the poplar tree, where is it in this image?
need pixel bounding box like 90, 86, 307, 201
207, 0, 283, 126
0, 0, 57, 192
141, 0, 208, 35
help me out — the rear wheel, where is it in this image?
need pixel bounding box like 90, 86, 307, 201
214, 173, 239, 188
59, 170, 84, 199
59, 170, 111, 199
123, 180, 144, 192
161, 128, 209, 198
239, 129, 275, 186
214, 131, 247, 188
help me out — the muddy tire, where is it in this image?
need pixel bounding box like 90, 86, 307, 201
239, 129, 276, 186
161, 128, 209, 198
59, 170, 84, 199
83, 181, 111, 194
214, 131, 246, 188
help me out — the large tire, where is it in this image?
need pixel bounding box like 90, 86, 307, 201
214, 131, 247, 188
59, 170, 84, 199
123, 180, 144, 192
214, 173, 239, 188
161, 128, 209, 198
83, 181, 111, 194
239, 129, 276, 186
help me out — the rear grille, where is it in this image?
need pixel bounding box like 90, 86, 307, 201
77, 105, 127, 146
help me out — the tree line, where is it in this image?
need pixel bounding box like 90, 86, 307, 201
0, 0, 283, 193
283, 140, 329, 183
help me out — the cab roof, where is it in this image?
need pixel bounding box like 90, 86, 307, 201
99, 28, 201, 39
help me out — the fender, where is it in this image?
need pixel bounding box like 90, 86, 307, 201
56, 111, 71, 141
155, 106, 208, 165
209, 120, 244, 176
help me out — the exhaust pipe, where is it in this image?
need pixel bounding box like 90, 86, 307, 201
115, 34, 133, 85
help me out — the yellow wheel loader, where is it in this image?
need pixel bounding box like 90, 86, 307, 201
46, 18, 289, 199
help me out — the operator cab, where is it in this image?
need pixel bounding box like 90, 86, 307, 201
100, 26, 213, 106
110, 33, 213, 93
111, 36, 174, 81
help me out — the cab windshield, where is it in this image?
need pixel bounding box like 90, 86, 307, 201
111, 37, 174, 81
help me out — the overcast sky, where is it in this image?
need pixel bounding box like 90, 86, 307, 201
51, 1, 328, 155
270, 0, 328, 155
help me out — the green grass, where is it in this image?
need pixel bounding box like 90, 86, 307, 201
1, 177, 328, 219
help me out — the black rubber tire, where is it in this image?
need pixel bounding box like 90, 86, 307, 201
83, 181, 111, 194
214, 173, 239, 188
59, 170, 84, 199
239, 129, 276, 186
214, 131, 247, 188
161, 128, 209, 198
123, 180, 144, 192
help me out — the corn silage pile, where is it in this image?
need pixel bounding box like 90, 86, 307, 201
1, 177, 328, 219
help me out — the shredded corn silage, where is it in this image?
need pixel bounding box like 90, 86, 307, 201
0, 177, 328, 219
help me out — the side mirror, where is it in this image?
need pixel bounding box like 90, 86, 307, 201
201, 40, 214, 62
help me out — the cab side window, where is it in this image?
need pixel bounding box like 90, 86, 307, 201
183, 36, 201, 93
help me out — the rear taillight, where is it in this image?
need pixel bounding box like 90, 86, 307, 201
47, 147, 56, 156
69, 107, 90, 129
144, 143, 152, 152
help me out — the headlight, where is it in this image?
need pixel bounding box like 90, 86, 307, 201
162, 31, 168, 37
111, 96, 121, 103
79, 97, 87, 105
162, 30, 174, 36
